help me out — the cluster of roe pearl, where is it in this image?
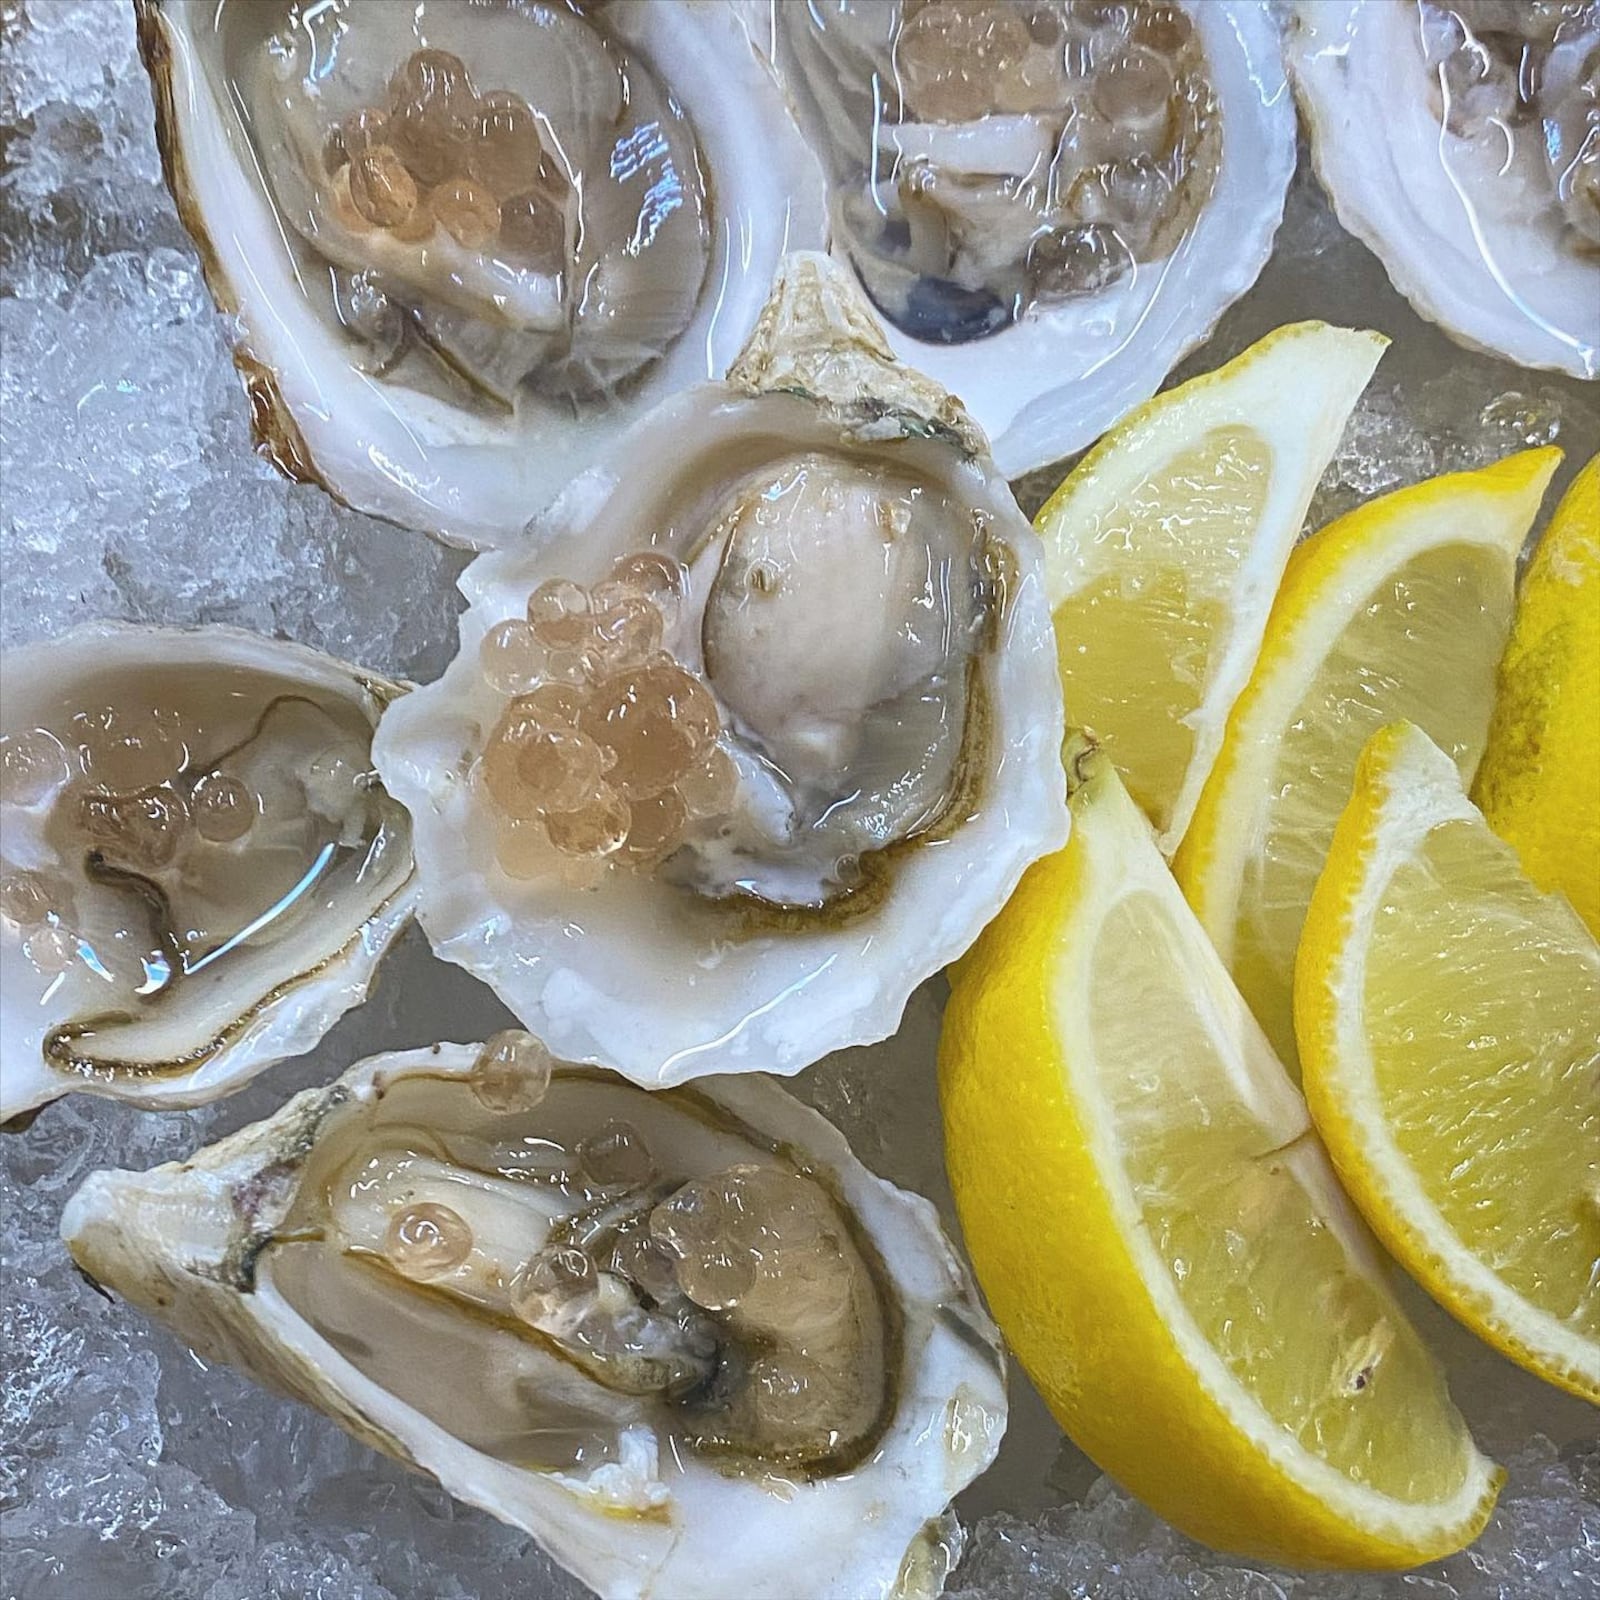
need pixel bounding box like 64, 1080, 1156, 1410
1, 707, 269, 979
477, 553, 736, 878
321, 47, 567, 269
649, 1163, 840, 1316
889, 1, 1215, 294
369, 1072, 858, 1450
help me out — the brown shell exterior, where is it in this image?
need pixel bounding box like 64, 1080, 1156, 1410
729, 252, 988, 459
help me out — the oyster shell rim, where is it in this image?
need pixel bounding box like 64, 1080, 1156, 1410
734, 0, 1299, 477
60, 1040, 1009, 1600
0, 618, 418, 1122
1287, 0, 1600, 380
370, 251, 1070, 1088
132, 0, 833, 551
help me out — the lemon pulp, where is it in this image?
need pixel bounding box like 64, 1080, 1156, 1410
1298, 722, 1600, 1400
1037, 321, 1387, 852
1050, 426, 1271, 830
1474, 453, 1600, 937
1176, 449, 1559, 1073
940, 741, 1497, 1567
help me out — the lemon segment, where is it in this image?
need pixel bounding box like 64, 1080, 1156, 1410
1296, 721, 1600, 1403
1175, 448, 1561, 1073
939, 738, 1498, 1569
1037, 322, 1387, 854
1473, 453, 1600, 937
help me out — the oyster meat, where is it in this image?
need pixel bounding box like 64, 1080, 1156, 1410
1290, 0, 1600, 377
62, 1041, 1006, 1600
741, 0, 1296, 476
0, 624, 414, 1119
135, 0, 828, 546
372, 253, 1068, 1084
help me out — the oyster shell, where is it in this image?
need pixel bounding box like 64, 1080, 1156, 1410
0, 624, 414, 1120
738, 0, 1296, 476
62, 1040, 1006, 1600
371, 252, 1068, 1086
1290, 0, 1600, 377
134, 0, 828, 548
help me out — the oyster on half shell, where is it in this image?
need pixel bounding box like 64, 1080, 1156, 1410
135, 0, 828, 547
62, 1041, 1006, 1600
738, 0, 1296, 477
1290, 0, 1600, 377
0, 624, 414, 1121
372, 252, 1068, 1087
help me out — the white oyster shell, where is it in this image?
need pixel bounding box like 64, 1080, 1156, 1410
738, 0, 1296, 477
371, 253, 1068, 1087
0, 623, 415, 1120
61, 1042, 1007, 1600
135, 0, 829, 548
1290, 0, 1600, 378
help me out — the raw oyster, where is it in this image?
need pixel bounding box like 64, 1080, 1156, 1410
62, 1041, 1006, 1600
738, 0, 1296, 476
372, 252, 1068, 1085
1291, 0, 1600, 377
134, 0, 827, 547
0, 624, 414, 1120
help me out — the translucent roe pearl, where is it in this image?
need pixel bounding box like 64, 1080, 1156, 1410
0, 870, 55, 927
388, 48, 473, 113
384, 1201, 472, 1279
479, 617, 547, 696
0, 728, 71, 807
543, 782, 630, 857
527, 579, 594, 650
621, 788, 687, 865
388, 98, 470, 188
433, 176, 501, 251
22, 922, 77, 975
349, 144, 419, 229
472, 1028, 554, 1112
191, 772, 255, 843
467, 95, 545, 198
499, 191, 566, 270
324, 105, 389, 174
577, 1120, 657, 1190
73, 704, 188, 793
509, 1244, 595, 1325
673, 1243, 757, 1311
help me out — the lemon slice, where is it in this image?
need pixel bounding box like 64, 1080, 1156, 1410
1175, 449, 1561, 1072
1296, 721, 1600, 1403
1038, 322, 1387, 854
939, 736, 1499, 1568
1473, 453, 1600, 938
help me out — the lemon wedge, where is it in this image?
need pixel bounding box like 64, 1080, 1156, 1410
1473, 453, 1600, 938
939, 735, 1499, 1568
1296, 721, 1600, 1403
1037, 322, 1387, 853
1175, 449, 1561, 1072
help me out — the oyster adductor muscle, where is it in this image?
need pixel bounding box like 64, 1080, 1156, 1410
739, 0, 1296, 476
135, 0, 828, 546
62, 1041, 1007, 1600
0, 624, 414, 1120
371, 252, 1069, 1085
